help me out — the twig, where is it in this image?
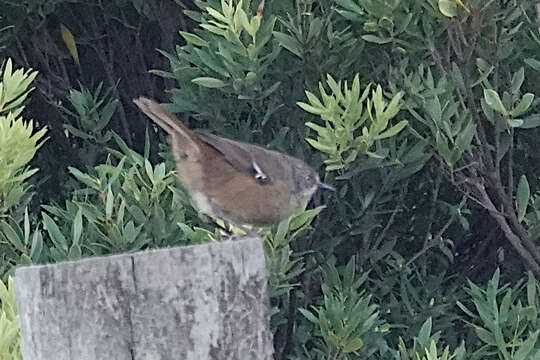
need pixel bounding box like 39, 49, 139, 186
371, 182, 408, 252
475, 183, 540, 278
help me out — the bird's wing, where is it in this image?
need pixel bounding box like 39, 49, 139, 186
194, 131, 271, 183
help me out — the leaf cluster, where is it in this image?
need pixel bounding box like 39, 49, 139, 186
0, 59, 46, 215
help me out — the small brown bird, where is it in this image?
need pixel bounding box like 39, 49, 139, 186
133, 97, 334, 227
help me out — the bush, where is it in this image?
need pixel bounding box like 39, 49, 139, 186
0, 59, 45, 216
0, 277, 20, 360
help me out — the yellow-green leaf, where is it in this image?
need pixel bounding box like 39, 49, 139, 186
297, 101, 324, 115
343, 337, 364, 353
191, 77, 227, 88
60, 24, 79, 64
374, 120, 408, 140
180, 32, 208, 47
438, 0, 457, 17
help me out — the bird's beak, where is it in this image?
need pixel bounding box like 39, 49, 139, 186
318, 181, 335, 191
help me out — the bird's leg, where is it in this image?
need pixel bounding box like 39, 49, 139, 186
236, 225, 261, 240
199, 213, 260, 240
199, 213, 234, 239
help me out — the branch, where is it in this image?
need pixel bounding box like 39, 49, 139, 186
492, 183, 540, 265
372, 182, 408, 252
475, 183, 540, 278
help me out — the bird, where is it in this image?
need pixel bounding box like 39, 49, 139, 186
133, 97, 334, 229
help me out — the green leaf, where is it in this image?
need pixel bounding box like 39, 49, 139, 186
305, 91, 324, 109
524, 58, 540, 71
451, 62, 466, 91
476, 58, 492, 73
438, 0, 457, 17
233, 7, 249, 33
517, 115, 540, 129
184, 9, 202, 22
29, 230, 43, 261
508, 119, 523, 128
483, 89, 507, 115
305, 122, 328, 134
144, 158, 154, 182
374, 120, 408, 140
335, 0, 363, 13
297, 102, 324, 115
72, 207, 83, 246
0, 221, 24, 252
457, 300, 476, 318
498, 291, 511, 323
474, 326, 496, 345
511, 68, 524, 93
105, 185, 114, 220
272, 32, 302, 57
516, 175, 530, 222
361, 35, 392, 44
24, 207, 30, 244
289, 206, 325, 231
526, 272, 537, 307
299, 308, 319, 324
343, 337, 364, 353
193, 48, 230, 78
206, 6, 228, 23
42, 213, 68, 252
68, 167, 99, 189
511, 93, 534, 116
418, 318, 432, 345
179, 31, 208, 47
306, 138, 335, 153
456, 120, 475, 151
191, 77, 227, 88
274, 217, 290, 245
68, 243, 82, 260
513, 330, 539, 360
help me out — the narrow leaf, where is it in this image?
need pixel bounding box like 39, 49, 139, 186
42, 213, 68, 252
361, 35, 392, 44
60, 24, 79, 64
516, 175, 530, 222
105, 185, 114, 220
374, 120, 408, 140
191, 77, 227, 88
72, 207, 83, 246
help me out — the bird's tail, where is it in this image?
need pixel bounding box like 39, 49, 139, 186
133, 97, 200, 155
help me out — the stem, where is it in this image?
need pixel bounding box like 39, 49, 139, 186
476, 183, 540, 278
281, 288, 297, 359
424, 172, 442, 248
507, 129, 514, 202
371, 183, 407, 252
490, 177, 540, 265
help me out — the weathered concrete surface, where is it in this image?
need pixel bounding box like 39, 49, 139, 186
14, 237, 274, 360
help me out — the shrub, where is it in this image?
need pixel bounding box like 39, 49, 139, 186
0, 277, 20, 360
0, 59, 46, 216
